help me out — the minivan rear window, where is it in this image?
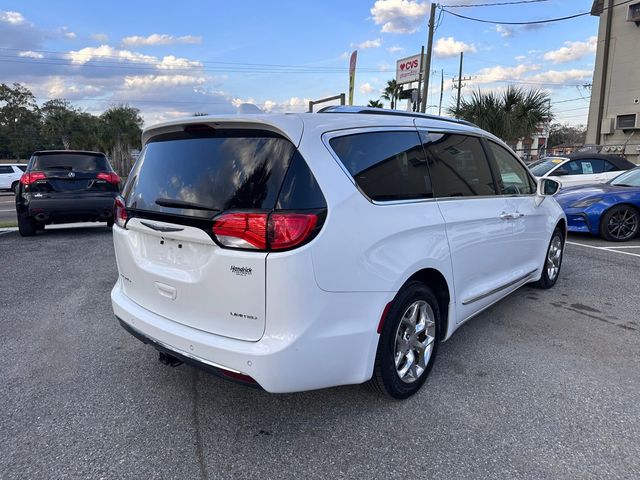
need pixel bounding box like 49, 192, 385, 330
32, 154, 109, 172
123, 129, 296, 218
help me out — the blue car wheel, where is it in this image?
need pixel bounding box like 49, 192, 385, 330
601, 205, 640, 242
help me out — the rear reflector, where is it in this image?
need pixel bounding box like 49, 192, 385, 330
20, 171, 46, 185
97, 172, 121, 184
114, 196, 128, 228
377, 302, 393, 334
212, 211, 320, 251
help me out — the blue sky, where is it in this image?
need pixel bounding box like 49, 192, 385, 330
0, 0, 598, 125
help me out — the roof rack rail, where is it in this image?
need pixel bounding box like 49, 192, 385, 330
316, 105, 478, 128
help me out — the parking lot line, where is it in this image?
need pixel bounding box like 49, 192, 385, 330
567, 241, 640, 258
0, 209, 15, 212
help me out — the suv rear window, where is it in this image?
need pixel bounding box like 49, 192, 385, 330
123, 129, 297, 218
32, 154, 109, 172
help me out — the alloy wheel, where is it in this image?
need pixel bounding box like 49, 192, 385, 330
546, 234, 563, 281
607, 208, 639, 241
394, 300, 436, 384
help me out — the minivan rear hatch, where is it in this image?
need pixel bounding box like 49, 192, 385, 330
116, 124, 301, 341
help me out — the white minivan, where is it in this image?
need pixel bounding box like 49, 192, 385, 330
111, 107, 566, 399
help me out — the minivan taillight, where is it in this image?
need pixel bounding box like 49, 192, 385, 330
20, 171, 46, 185
97, 172, 121, 184
114, 196, 128, 228
212, 211, 320, 251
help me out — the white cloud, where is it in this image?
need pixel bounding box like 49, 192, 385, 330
67, 45, 157, 65
360, 82, 375, 94
543, 36, 597, 64
121, 34, 202, 46
18, 50, 44, 59
495, 25, 513, 38
0, 11, 27, 25
156, 55, 202, 70
42, 76, 102, 98
434, 37, 477, 58
340, 51, 350, 60
64, 31, 77, 39
514, 55, 526, 62
474, 64, 540, 84
528, 69, 592, 83
387, 45, 404, 53
90, 33, 108, 42
123, 74, 207, 89
377, 61, 392, 72
370, 0, 429, 34
352, 38, 381, 49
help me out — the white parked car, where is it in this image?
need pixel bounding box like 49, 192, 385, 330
0, 164, 27, 193
111, 107, 566, 399
529, 153, 635, 189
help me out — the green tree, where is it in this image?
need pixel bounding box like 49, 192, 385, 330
98, 105, 144, 176
0, 83, 43, 159
41, 99, 83, 150
367, 99, 384, 108
449, 86, 552, 142
548, 123, 586, 147
381, 80, 403, 110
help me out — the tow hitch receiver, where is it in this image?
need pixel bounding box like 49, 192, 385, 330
158, 351, 183, 367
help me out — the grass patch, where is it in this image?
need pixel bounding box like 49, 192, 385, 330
0, 221, 17, 228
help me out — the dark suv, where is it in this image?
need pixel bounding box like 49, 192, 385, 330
16, 150, 120, 236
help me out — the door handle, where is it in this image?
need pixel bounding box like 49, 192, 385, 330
500, 212, 524, 220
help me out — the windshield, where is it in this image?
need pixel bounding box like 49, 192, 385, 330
32, 153, 109, 172
609, 168, 640, 187
529, 158, 566, 176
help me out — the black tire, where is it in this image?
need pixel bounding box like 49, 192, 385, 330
368, 281, 440, 399
11, 182, 19, 195
18, 214, 36, 237
531, 227, 564, 289
106, 219, 114, 228
600, 204, 639, 242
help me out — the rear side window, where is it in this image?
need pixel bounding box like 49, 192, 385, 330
0, 166, 12, 174
16, 165, 27, 172
563, 159, 604, 175
329, 131, 432, 201
603, 160, 620, 172
123, 129, 296, 218
32, 154, 109, 172
419, 132, 496, 197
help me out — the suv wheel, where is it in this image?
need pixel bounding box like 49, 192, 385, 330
600, 205, 639, 242
11, 182, 19, 195
18, 214, 36, 237
531, 227, 564, 289
368, 281, 440, 399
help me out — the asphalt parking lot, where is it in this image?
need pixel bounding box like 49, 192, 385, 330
1, 226, 639, 479
0, 192, 16, 224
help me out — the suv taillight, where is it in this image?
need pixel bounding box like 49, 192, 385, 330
97, 172, 121, 184
20, 171, 46, 185
114, 196, 128, 228
212, 211, 320, 251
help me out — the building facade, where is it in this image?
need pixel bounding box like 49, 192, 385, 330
586, 0, 640, 164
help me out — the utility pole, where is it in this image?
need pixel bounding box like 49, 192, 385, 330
416, 45, 425, 112
456, 52, 464, 114
438, 69, 444, 116
419, 2, 437, 113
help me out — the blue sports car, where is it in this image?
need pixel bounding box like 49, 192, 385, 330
555, 167, 640, 242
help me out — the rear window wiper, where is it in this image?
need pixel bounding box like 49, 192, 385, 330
155, 198, 220, 212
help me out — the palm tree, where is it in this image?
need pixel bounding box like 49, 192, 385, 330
381, 80, 403, 110
449, 86, 552, 142
367, 99, 384, 108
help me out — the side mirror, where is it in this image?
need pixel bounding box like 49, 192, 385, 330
538, 178, 561, 196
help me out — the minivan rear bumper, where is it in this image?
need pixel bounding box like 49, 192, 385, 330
111, 281, 386, 393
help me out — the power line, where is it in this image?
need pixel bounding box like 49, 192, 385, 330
440, 0, 549, 7
440, 0, 634, 25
